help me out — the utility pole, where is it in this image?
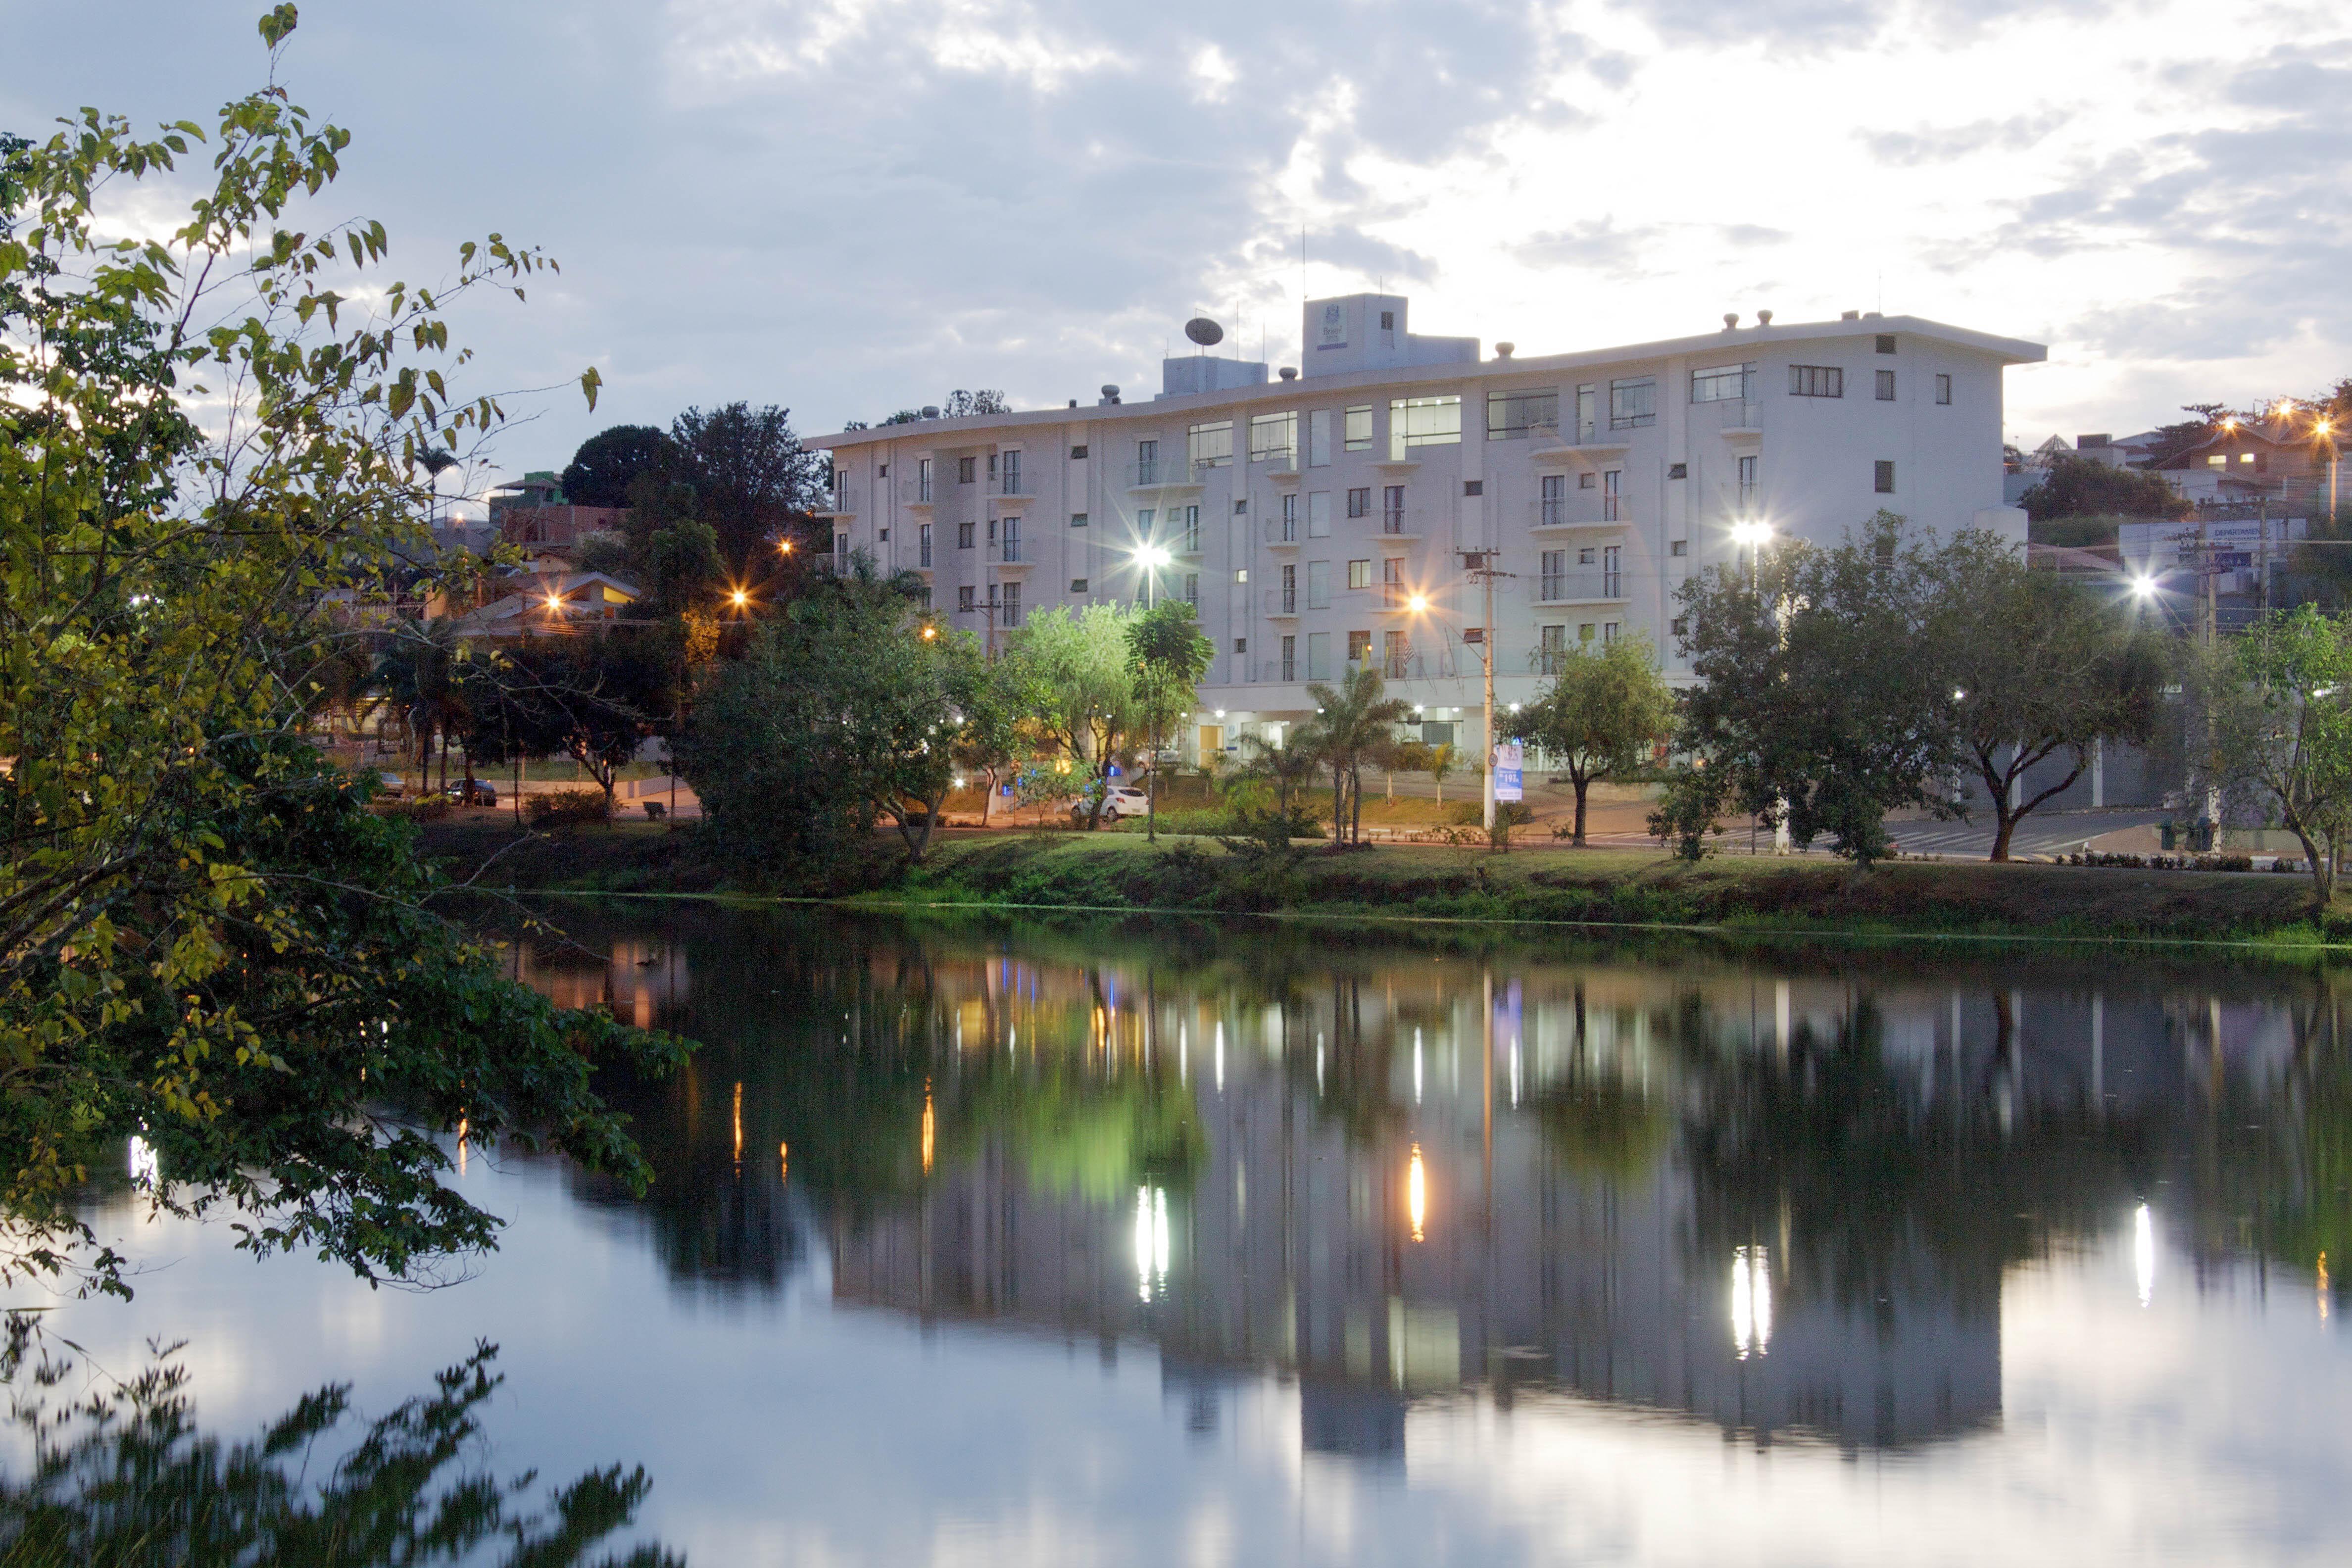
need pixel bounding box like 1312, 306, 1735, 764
1460, 549, 1512, 839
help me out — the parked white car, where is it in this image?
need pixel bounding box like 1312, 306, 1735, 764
1071, 785, 1152, 824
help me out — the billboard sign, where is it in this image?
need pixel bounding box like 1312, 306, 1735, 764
1492, 741, 1523, 803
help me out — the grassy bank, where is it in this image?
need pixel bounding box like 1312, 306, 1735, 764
413, 817, 2346, 945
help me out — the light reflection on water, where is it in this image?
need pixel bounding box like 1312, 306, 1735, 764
31, 907, 2352, 1565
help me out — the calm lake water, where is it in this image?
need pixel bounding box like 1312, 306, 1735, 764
26, 906, 2352, 1565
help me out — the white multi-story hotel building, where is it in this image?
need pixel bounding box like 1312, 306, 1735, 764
803, 294, 2043, 761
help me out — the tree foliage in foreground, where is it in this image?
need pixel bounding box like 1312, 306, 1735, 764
0, 1329, 680, 1567
0, 15, 682, 1293
2193, 605, 2352, 907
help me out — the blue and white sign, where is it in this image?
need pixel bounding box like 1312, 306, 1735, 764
1492, 741, 1523, 803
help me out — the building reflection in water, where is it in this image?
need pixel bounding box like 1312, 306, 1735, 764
500, 908, 2352, 1470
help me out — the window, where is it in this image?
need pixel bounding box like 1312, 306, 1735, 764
1382, 485, 1405, 532
1001, 449, 1023, 492
1669, 539, 1687, 557
1235, 569, 1248, 583
1539, 472, 1565, 525
1308, 408, 1332, 467
1463, 480, 1483, 496
1539, 623, 1567, 675
1347, 630, 1372, 667
1070, 443, 1088, 459
1875, 334, 1897, 354
1308, 491, 1332, 538
1608, 377, 1656, 430
1578, 472, 1596, 490
1175, 504, 1200, 552
1578, 547, 1595, 565
1280, 492, 1298, 541
919, 587, 933, 610
1137, 508, 1155, 533
1874, 460, 1897, 493
1602, 545, 1620, 597
1690, 363, 1754, 403
1383, 628, 1409, 678
1249, 410, 1297, 466
1071, 578, 1089, 593
1666, 463, 1687, 480
1876, 369, 1896, 401
1671, 615, 1689, 637
1578, 623, 1596, 642
1188, 420, 1233, 469
1135, 438, 1167, 484
919, 523, 933, 567
1344, 405, 1374, 452
958, 455, 977, 484
1281, 634, 1297, 681
1379, 309, 1395, 332
1307, 559, 1331, 609
1603, 469, 1621, 522
958, 520, 976, 548
1347, 487, 1370, 518
918, 457, 932, 501
878, 528, 889, 541
2206, 454, 2228, 468
1306, 632, 1329, 681
1602, 620, 1619, 643
1000, 582, 1022, 626
1575, 384, 1597, 441
958, 586, 976, 611
879, 463, 889, 479
986, 518, 996, 545
987, 453, 997, 479
1234, 499, 1248, 515
1487, 387, 1559, 439
1181, 573, 1199, 608
1071, 511, 1088, 528
1233, 637, 1246, 654
1388, 394, 1462, 458
1001, 515, 1021, 562
1540, 549, 1564, 599
1790, 365, 1844, 398
1737, 453, 1757, 507
1348, 559, 1372, 590
1935, 373, 1952, 405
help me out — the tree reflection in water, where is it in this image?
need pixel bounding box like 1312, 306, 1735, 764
491, 903, 2352, 1456
0, 1326, 678, 1567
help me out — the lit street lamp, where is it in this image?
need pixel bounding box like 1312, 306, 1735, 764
1729, 519, 1773, 592
1133, 541, 1172, 608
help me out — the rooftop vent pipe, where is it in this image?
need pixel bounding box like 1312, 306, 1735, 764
1758, 309, 1773, 326
1723, 313, 1739, 331
1495, 342, 1515, 358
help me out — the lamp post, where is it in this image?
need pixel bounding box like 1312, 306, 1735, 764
1444, 552, 1511, 840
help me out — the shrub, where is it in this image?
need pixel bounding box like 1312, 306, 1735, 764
526, 788, 609, 826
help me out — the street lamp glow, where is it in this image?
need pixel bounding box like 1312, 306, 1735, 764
2131, 574, 2157, 599
1729, 520, 1773, 547
729, 588, 750, 609
1134, 543, 1172, 569
1407, 592, 1428, 612
778, 538, 793, 554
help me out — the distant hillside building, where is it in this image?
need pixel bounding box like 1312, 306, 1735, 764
487, 470, 629, 550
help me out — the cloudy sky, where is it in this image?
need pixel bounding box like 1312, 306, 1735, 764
7, 0, 2348, 499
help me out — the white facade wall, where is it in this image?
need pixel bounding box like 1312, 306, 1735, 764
808, 303, 2043, 761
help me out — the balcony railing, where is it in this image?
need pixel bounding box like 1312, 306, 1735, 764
1126, 458, 1198, 488
1533, 568, 1627, 603
1530, 498, 1631, 530
817, 484, 858, 516
1265, 588, 1299, 615
1701, 397, 1762, 432
999, 468, 1028, 496
992, 538, 1023, 564
919, 542, 934, 568
1265, 517, 1299, 545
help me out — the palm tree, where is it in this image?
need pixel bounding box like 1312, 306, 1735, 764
372, 618, 474, 795
1236, 731, 1321, 822
416, 446, 460, 528
1300, 664, 1413, 846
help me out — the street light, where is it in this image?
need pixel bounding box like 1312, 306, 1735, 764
1407, 592, 1429, 612
1133, 542, 1172, 608
1729, 519, 1773, 592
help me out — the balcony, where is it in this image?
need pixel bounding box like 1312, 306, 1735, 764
1378, 507, 1431, 544
814, 484, 858, 518
1264, 588, 1301, 618
989, 542, 1033, 572
1264, 518, 1301, 549
1700, 397, 1763, 440
1528, 420, 1632, 467
1529, 498, 1632, 533
1533, 568, 1627, 605
1126, 458, 1203, 492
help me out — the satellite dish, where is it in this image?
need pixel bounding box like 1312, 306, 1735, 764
1184, 317, 1224, 347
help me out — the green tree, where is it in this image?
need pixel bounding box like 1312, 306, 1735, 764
1235, 731, 1321, 823
2018, 454, 2191, 523
1674, 513, 1963, 863
644, 517, 724, 617
674, 555, 954, 880
1510, 633, 1675, 845
1125, 600, 1215, 841
0, 14, 680, 1293
371, 616, 474, 795
561, 421, 675, 509
948, 645, 1023, 828
667, 401, 825, 568
498, 636, 671, 821
1925, 532, 2169, 859
1296, 664, 1412, 847
2196, 605, 2352, 907
1001, 604, 1144, 830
